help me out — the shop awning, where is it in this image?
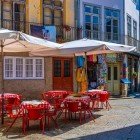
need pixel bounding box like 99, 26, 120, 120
121, 78, 131, 84
30, 38, 136, 56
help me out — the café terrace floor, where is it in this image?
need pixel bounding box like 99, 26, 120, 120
1, 93, 140, 140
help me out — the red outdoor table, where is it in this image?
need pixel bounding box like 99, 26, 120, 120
0, 93, 21, 100
64, 95, 91, 105
85, 90, 108, 97
43, 90, 71, 99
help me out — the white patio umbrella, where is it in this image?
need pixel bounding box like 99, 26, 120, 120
30, 38, 136, 57
0, 29, 61, 124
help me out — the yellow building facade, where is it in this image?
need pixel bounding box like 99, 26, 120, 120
0, 0, 76, 41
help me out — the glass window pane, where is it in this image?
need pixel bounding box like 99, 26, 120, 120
113, 19, 118, 26
113, 27, 118, 33
85, 6, 92, 13
113, 11, 119, 17
114, 67, 118, 80
85, 15, 91, 23
5, 58, 13, 78
64, 60, 71, 77
93, 16, 98, 24
85, 23, 91, 30
54, 60, 61, 77
106, 26, 111, 32
16, 58, 23, 77
108, 67, 111, 80
105, 9, 111, 16
93, 7, 99, 14
106, 18, 111, 25
93, 24, 98, 31
25, 59, 33, 77
36, 59, 43, 77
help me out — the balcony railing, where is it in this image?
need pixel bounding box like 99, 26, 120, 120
0, 19, 140, 52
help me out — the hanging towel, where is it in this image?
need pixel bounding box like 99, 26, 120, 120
76, 56, 85, 67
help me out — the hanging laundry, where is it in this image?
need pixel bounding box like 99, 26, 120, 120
80, 81, 88, 93
87, 55, 93, 62
76, 68, 87, 82
76, 56, 85, 67
98, 54, 105, 64
93, 54, 97, 62
106, 53, 117, 63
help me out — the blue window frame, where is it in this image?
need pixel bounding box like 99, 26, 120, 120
105, 8, 120, 43
84, 4, 101, 40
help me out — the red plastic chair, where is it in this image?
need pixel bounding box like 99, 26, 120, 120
44, 96, 63, 130
99, 93, 112, 110
5, 105, 24, 133
24, 105, 46, 134
65, 101, 82, 123
81, 101, 95, 122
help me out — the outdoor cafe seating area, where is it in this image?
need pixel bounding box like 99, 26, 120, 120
0, 90, 111, 135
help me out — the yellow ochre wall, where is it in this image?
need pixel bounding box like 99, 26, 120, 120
63, 0, 75, 27
26, 0, 43, 24
26, 0, 75, 27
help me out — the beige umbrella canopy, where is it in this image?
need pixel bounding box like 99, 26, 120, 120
2, 39, 57, 53
0, 29, 61, 125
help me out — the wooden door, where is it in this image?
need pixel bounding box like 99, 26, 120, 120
53, 58, 73, 91
107, 63, 120, 95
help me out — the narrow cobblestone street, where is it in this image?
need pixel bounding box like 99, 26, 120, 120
1, 96, 140, 140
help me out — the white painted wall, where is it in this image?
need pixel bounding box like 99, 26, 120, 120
124, 0, 140, 40
79, 0, 124, 42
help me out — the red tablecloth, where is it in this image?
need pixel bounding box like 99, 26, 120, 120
21, 100, 50, 109
64, 95, 91, 105
43, 90, 71, 98
0, 93, 21, 100
85, 90, 109, 98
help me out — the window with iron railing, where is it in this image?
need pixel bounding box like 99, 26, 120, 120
104, 8, 120, 43
84, 4, 101, 40
43, 0, 63, 26
1, 0, 26, 32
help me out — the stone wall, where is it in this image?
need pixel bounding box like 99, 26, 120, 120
0, 54, 53, 100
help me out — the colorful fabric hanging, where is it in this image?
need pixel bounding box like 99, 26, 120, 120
76, 68, 87, 82
76, 56, 85, 67
80, 81, 88, 93
93, 54, 97, 62
87, 55, 93, 62
106, 54, 117, 63
98, 54, 105, 64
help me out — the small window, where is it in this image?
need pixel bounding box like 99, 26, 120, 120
4, 57, 44, 79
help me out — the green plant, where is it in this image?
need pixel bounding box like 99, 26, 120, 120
133, 72, 137, 77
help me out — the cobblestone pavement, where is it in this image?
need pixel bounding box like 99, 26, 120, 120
1, 96, 140, 140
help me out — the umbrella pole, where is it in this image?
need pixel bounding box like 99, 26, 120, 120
1, 40, 4, 125
84, 52, 88, 91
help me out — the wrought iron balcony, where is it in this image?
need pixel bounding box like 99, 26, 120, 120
0, 19, 140, 52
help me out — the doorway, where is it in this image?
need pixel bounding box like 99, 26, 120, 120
107, 63, 120, 95
53, 58, 73, 91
